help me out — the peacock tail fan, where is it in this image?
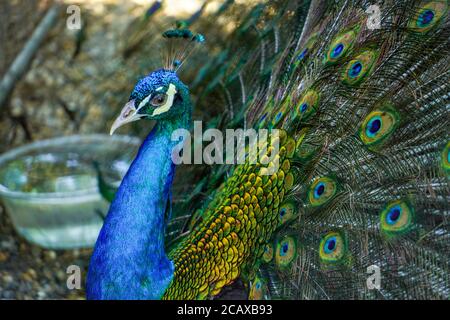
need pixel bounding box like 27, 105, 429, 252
163, 0, 449, 300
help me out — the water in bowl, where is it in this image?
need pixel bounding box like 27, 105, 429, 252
0, 153, 97, 193
0, 143, 133, 249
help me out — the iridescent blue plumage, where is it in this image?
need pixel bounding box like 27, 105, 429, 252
418, 10, 434, 27
348, 61, 362, 78
366, 116, 382, 137
300, 103, 308, 113
87, 70, 191, 299
331, 43, 344, 58
324, 237, 336, 254
386, 206, 402, 225
314, 182, 325, 199
297, 48, 308, 61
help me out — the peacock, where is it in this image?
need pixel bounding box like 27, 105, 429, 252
86, 0, 449, 300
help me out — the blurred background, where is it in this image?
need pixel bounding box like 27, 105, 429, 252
0, 0, 283, 299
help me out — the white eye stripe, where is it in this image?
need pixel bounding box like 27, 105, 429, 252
137, 86, 165, 110
137, 94, 152, 110
136, 83, 177, 115
152, 83, 177, 116
136, 86, 170, 110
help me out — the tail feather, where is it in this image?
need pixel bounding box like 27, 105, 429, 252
245, 0, 448, 299
247, 0, 449, 299
167, 0, 449, 300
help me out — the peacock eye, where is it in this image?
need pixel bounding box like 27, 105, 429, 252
293, 89, 319, 123
342, 50, 377, 85
299, 103, 308, 113
278, 201, 297, 226
324, 28, 358, 64
308, 176, 337, 207
275, 236, 296, 268
359, 106, 399, 147
150, 93, 168, 106
262, 243, 274, 263
249, 277, 267, 300
297, 48, 308, 61
324, 236, 337, 254
409, 2, 447, 33
380, 200, 414, 235
418, 10, 435, 27
319, 231, 346, 263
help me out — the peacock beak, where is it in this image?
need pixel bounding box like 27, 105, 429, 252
109, 99, 143, 135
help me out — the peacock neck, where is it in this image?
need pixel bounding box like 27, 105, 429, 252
87, 112, 190, 299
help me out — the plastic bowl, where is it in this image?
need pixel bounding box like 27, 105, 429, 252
0, 134, 140, 249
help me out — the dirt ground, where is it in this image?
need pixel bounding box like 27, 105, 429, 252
0, 204, 90, 299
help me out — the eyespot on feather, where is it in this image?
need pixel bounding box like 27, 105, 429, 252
294, 33, 318, 65
308, 177, 338, 207
292, 90, 320, 123
324, 27, 359, 64
380, 200, 414, 236
342, 49, 378, 85
275, 236, 297, 269
408, 1, 448, 33
262, 242, 274, 263
271, 96, 291, 128
249, 276, 268, 300
359, 104, 400, 147
278, 201, 298, 226
319, 231, 347, 263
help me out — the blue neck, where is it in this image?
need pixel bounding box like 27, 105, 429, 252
87, 114, 189, 299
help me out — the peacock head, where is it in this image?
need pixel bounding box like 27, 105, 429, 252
110, 69, 191, 135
